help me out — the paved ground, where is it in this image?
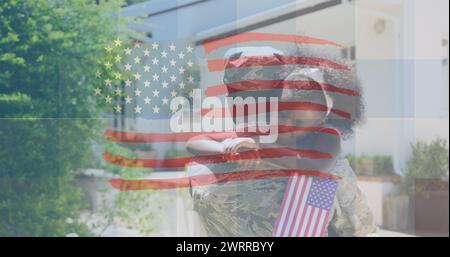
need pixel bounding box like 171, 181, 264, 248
378, 229, 416, 237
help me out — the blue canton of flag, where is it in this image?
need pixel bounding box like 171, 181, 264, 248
307, 177, 338, 211
95, 39, 199, 119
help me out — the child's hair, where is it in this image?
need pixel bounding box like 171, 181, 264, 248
220, 44, 365, 138
280, 85, 328, 117
281, 44, 365, 138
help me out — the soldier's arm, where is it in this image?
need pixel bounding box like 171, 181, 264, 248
329, 160, 378, 237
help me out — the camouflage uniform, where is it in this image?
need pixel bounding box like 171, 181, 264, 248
327, 157, 378, 237
189, 157, 378, 237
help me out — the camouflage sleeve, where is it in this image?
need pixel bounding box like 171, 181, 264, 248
187, 162, 287, 237
328, 158, 378, 237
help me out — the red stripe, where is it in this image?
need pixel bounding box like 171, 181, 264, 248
287, 176, 308, 236
303, 206, 315, 237
104, 125, 340, 143
106, 130, 236, 143
273, 176, 295, 236
202, 33, 342, 53
296, 200, 309, 236
280, 176, 301, 236
201, 101, 352, 120
319, 212, 331, 237
208, 56, 350, 72
312, 209, 323, 237
205, 80, 360, 97
103, 147, 332, 169
109, 169, 341, 191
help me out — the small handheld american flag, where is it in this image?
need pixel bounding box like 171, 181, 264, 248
273, 175, 338, 237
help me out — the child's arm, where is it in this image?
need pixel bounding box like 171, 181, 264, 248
186, 134, 228, 155
186, 132, 257, 155
186, 133, 260, 167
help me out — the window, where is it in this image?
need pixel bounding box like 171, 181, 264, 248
341, 45, 356, 64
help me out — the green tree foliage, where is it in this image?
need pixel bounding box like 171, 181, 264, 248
0, 0, 125, 236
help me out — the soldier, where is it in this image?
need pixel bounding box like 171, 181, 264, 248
186, 45, 378, 237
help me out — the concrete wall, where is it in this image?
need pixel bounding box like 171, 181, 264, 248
289, 0, 449, 172
357, 177, 401, 227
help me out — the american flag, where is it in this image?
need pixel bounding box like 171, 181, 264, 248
273, 176, 338, 237
95, 33, 357, 237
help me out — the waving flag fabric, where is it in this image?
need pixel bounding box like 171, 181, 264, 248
94, 32, 356, 236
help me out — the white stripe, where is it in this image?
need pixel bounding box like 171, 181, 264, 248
282, 176, 305, 237
291, 177, 312, 236
307, 208, 320, 237
314, 210, 327, 237
275, 176, 298, 236
299, 205, 313, 237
